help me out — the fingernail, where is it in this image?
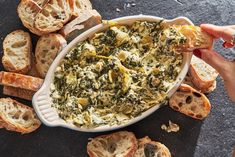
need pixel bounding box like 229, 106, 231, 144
223, 42, 234, 48
193, 49, 202, 59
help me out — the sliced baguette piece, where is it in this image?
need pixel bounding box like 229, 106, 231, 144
134, 136, 171, 157
34, 0, 72, 34
173, 25, 214, 52
3, 86, 35, 101
2, 30, 32, 74
169, 84, 211, 120
87, 131, 137, 157
0, 98, 41, 134
68, 0, 92, 18
60, 9, 101, 42
17, 0, 44, 36
33, 0, 49, 7
0, 118, 5, 128
189, 55, 218, 93
35, 33, 67, 78
0, 71, 43, 92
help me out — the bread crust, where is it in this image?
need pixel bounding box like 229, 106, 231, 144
3, 86, 35, 101
2, 30, 32, 74
169, 84, 211, 120
0, 98, 41, 134
0, 71, 43, 91
87, 131, 137, 157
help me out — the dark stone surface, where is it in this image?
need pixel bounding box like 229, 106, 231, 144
0, 0, 234, 157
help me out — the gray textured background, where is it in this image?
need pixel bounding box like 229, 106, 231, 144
0, 0, 234, 157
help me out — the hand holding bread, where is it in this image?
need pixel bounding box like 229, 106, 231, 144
192, 24, 235, 101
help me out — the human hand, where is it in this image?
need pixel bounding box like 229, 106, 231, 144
193, 24, 235, 101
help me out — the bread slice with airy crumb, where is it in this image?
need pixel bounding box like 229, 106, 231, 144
0, 98, 41, 134
87, 131, 137, 157
68, 0, 92, 18
189, 55, 218, 93
17, 0, 44, 36
0, 71, 43, 92
3, 86, 35, 101
169, 84, 211, 120
2, 30, 32, 74
134, 136, 171, 157
35, 33, 67, 78
60, 9, 101, 42
34, 0, 72, 34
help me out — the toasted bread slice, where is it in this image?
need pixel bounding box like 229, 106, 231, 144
169, 84, 211, 120
0, 98, 41, 134
0, 71, 3, 83
87, 131, 137, 157
2, 30, 32, 74
35, 33, 67, 78
3, 86, 35, 101
134, 136, 171, 157
0, 71, 43, 92
33, 0, 49, 7
60, 9, 101, 42
173, 25, 214, 51
0, 118, 5, 128
17, 0, 44, 36
34, 0, 72, 34
189, 55, 218, 93
68, 0, 92, 18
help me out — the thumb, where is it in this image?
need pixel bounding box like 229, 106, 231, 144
194, 49, 229, 78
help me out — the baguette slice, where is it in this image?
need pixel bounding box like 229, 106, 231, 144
169, 84, 211, 120
0, 98, 41, 134
33, 0, 49, 7
189, 55, 218, 92
0, 71, 43, 92
87, 131, 137, 157
0, 118, 5, 128
60, 9, 101, 42
3, 86, 35, 101
34, 0, 72, 34
68, 0, 92, 18
134, 137, 171, 157
2, 30, 32, 74
174, 25, 214, 51
17, 0, 44, 36
35, 33, 67, 78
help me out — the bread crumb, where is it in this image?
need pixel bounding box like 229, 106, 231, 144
116, 8, 121, 12
161, 120, 180, 133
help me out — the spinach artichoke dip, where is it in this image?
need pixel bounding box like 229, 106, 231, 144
50, 21, 187, 128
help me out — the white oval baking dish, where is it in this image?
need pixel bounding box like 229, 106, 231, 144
32, 15, 193, 132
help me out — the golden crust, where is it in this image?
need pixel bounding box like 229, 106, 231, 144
169, 84, 211, 120
0, 71, 43, 91
3, 86, 35, 101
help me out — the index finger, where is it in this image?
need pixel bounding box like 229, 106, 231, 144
200, 24, 235, 43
